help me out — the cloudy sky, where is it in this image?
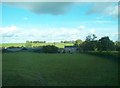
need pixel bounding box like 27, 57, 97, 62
0, 2, 119, 43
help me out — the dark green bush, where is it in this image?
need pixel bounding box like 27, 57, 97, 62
42, 45, 58, 53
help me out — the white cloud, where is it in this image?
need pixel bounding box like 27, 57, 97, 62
0, 25, 19, 37
1, 25, 86, 43
78, 26, 85, 30
1, 25, 118, 43
109, 32, 120, 37
90, 29, 95, 34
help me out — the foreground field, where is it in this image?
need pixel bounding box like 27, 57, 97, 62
2, 52, 118, 86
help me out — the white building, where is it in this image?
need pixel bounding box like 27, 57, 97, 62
64, 46, 77, 53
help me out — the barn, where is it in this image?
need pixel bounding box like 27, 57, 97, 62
6, 47, 23, 52
64, 46, 77, 53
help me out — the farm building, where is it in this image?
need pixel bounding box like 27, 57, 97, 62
58, 48, 64, 53
6, 47, 23, 52
64, 46, 77, 53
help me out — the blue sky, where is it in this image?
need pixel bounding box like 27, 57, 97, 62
0, 2, 119, 43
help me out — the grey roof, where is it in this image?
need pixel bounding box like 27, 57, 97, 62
7, 48, 22, 52
64, 46, 77, 48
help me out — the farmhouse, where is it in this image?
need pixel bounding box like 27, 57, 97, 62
6, 47, 23, 52
64, 46, 77, 53
58, 48, 64, 53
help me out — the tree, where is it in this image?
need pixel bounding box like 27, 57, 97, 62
92, 34, 97, 41
62, 40, 75, 43
86, 35, 92, 41
74, 39, 82, 46
115, 41, 120, 51
42, 45, 58, 53
79, 34, 98, 52
85, 34, 97, 41
98, 36, 115, 51
61, 41, 64, 43
44, 41, 46, 43
80, 40, 98, 52
25, 41, 32, 48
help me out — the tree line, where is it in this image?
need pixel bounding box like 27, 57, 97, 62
74, 34, 120, 52
2, 34, 119, 53
26, 41, 46, 43
25, 34, 120, 52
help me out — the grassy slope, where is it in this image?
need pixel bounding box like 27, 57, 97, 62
1, 43, 25, 47
2, 52, 118, 86
1, 43, 73, 48
32, 43, 73, 48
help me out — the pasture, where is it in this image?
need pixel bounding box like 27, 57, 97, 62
2, 52, 118, 86
1, 42, 74, 48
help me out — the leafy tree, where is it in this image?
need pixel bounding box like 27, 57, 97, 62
61, 41, 64, 43
44, 41, 46, 43
25, 41, 32, 48
80, 40, 98, 52
92, 34, 97, 41
85, 34, 97, 41
74, 39, 82, 46
98, 36, 115, 51
79, 34, 98, 52
63, 40, 75, 43
115, 41, 120, 51
86, 35, 92, 41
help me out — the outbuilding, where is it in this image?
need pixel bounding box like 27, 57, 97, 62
64, 46, 77, 53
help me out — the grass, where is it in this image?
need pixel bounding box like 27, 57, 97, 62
84, 51, 119, 59
1, 42, 74, 48
2, 52, 118, 86
32, 42, 73, 48
1, 43, 25, 47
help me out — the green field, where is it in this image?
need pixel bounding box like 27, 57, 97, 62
1, 42, 74, 48
1, 43, 25, 47
2, 52, 118, 86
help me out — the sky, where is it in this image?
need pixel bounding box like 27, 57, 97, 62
0, 2, 119, 43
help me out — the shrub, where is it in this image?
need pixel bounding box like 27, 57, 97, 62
42, 45, 58, 53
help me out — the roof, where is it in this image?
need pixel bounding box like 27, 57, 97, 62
64, 46, 77, 48
7, 48, 22, 52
